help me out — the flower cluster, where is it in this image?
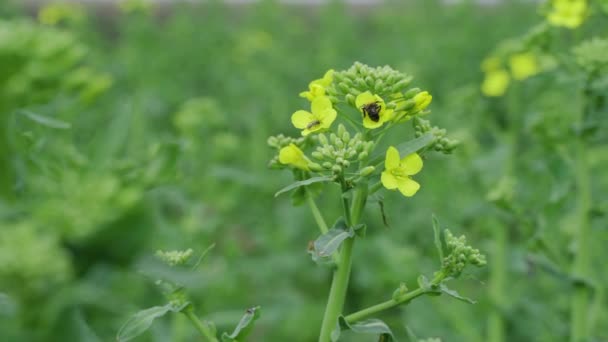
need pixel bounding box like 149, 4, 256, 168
439, 230, 486, 279
156, 249, 194, 266
269, 62, 454, 198
481, 52, 541, 97
546, 0, 587, 29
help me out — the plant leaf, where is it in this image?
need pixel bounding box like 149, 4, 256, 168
370, 132, 435, 166
221, 306, 261, 341
17, 110, 71, 129
332, 316, 395, 342
275, 176, 334, 197
116, 302, 189, 342
310, 228, 354, 260
431, 215, 444, 264
439, 284, 476, 304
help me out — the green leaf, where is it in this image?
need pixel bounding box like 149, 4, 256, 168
221, 306, 261, 341
275, 176, 334, 197
310, 227, 354, 260
439, 284, 476, 304
431, 215, 444, 264
370, 132, 435, 166
332, 316, 395, 342
17, 110, 71, 129
116, 302, 189, 342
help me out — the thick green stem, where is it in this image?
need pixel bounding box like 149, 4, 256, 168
488, 223, 507, 342
570, 75, 594, 342
183, 308, 218, 342
570, 139, 591, 342
318, 185, 367, 342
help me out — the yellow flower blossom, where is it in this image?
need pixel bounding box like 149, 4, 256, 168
291, 96, 337, 136
279, 144, 310, 171
547, 0, 587, 29
509, 53, 539, 81
299, 69, 334, 101
481, 69, 510, 97
355, 91, 394, 129
381, 146, 423, 197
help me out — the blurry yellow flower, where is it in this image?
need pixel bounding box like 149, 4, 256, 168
38, 2, 85, 26
299, 69, 334, 101
279, 144, 310, 171
481, 56, 502, 72
413, 91, 432, 112
291, 96, 337, 136
547, 0, 587, 29
381, 146, 423, 197
355, 91, 393, 129
481, 69, 510, 97
509, 53, 539, 81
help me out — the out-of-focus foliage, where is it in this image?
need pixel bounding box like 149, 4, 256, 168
0, 0, 606, 341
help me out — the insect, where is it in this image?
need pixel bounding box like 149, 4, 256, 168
306, 120, 321, 130
361, 101, 382, 122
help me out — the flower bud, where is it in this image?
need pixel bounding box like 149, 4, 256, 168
359, 166, 375, 176
318, 133, 328, 146
358, 151, 368, 160
332, 165, 342, 173
322, 162, 333, 169
311, 151, 323, 160
403, 87, 420, 99
308, 162, 324, 172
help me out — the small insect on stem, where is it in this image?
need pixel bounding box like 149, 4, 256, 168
361, 101, 382, 122
306, 120, 321, 130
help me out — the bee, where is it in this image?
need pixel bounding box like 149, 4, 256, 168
306, 120, 321, 130
361, 101, 382, 122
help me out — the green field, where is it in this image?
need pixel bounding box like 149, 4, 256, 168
1, 1, 607, 341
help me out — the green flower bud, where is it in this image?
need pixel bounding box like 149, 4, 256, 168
312, 151, 323, 160
318, 134, 328, 146
358, 151, 368, 160
308, 162, 324, 172
359, 166, 375, 176
332, 165, 342, 173
322, 162, 333, 169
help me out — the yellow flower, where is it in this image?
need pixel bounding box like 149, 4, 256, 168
509, 53, 539, 81
413, 91, 432, 112
291, 96, 337, 136
381, 146, 423, 197
355, 91, 394, 129
299, 69, 334, 101
279, 144, 310, 171
547, 0, 587, 29
481, 69, 510, 97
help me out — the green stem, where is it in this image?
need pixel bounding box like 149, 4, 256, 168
318, 184, 367, 342
570, 138, 591, 342
183, 308, 218, 342
488, 222, 507, 342
344, 287, 428, 324
570, 75, 594, 342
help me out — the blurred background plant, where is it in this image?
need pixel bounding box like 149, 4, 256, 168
0, 0, 606, 341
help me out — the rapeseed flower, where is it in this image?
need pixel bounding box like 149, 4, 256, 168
509, 53, 539, 80
355, 91, 394, 129
279, 144, 310, 171
291, 96, 337, 136
299, 69, 334, 101
547, 0, 587, 29
381, 146, 423, 197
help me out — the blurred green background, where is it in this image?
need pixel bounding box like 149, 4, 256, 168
0, 0, 606, 341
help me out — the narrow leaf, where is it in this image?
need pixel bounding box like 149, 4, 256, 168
336, 316, 395, 341
117, 302, 188, 342
311, 228, 354, 259
431, 215, 444, 264
275, 176, 334, 197
221, 306, 261, 341
17, 110, 71, 129
439, 284, 476, 304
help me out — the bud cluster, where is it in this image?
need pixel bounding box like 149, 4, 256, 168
573, 37, 608, 72
326, 62, 418, 105
267, 134, 307, 169
156, 249, 194, 267
310, 124, 374, 176
413, 117, 459, 154
440, 230, 486, 278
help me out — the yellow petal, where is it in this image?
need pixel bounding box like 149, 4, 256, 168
481, 69, 510, 97
385, 146, 400, 170
319, 109, 337, 129
397, 178, 420, 197
279, 144, 309, 170
320, 69, 334, 87
311, 96, 332, 115
363, 116, 384, 129
509, 53, 538, 81
401, 153, 423, 175
381, 171, 399, 190
355, 91, 376, 109
291, 110, 315, 129
413, 91, 432, 111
